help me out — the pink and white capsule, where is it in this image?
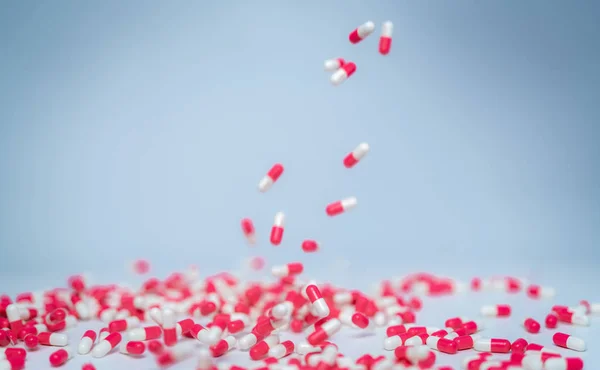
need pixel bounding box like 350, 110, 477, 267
238, 332, 263, 351
78, 330, 97, 354
270, 212, 285, 246
379, 21, 393, 55
162, 308, 177, 347
241, 218, 256, 245
343, 143, 369, 168
269, 340, 295, 359
296, 342, 321, 355
272, 262, 304, 277
128, 326, 162, 341
480, 304, 511, 317
330, 62, 357, 86
306, 285, 330, 317
526, 285, 556, 299
5, 305, 23, 334
38, 332, 68, 346
349, 21, 375, 44
92, 332, 122, 358
326, 197, 358, 216
190, 324, 211, 344
258, 163, 284, 192
324, 58, 345, 72
553, 332, 586, 352
544, 357, 585, 370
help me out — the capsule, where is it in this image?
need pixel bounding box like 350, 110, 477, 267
250, 335, 280, 360
301, 240, 320, 253
523, 318, 541, 334
5, 305, 23, 335
127, 326, 162, 341
557, 311, 589, 326
71, 294, 90, 320
307, 319, 341, 345
351, 313, 370, 329
270, 212, 285, 246
383, 332, 414, 350
49, 347, 73, 367
544, 357, 584, 370
324, 58, 346, 72
546, 313, 558, 328
92, 332, 122, 358
108, 317, 140, 333
241, 218, 256, 245
444, 316, 468, 330
78, 330, 97, 355
349, 21, 375, 44
343, 143, 370, 168
426, 336, 457, 354
305, 285, 330, 317
330, 63, 357, 86
526, 285, 556, 299
271, 262, 303, 277
210, 335, 236, 357
461, 320, 485, 334
393, 344, 430, 362
268, 340, 294, 359
162, 308, 177, 347
24, 333, 39, 349
480, 304, 511, 317
258, 164, 284, 193
379, 21, 393, 55
474, 338, 511, 353
553, 332, 586, 352
38, 332, 68, 347
325, 197, 357, 216
120, 341, 146, 355
511, 338, 528, 354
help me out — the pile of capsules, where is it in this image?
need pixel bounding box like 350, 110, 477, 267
0, 271, 596, 370
326, 20, 393, 86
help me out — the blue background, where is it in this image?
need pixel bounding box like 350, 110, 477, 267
1, 1, 599, 289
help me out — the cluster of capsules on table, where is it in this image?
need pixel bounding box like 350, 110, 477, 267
322, 20, 393, 86
0, 271, 597, 370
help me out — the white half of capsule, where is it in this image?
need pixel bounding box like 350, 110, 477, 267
273, 212, 285, 227
341, 197, 358, 210
92, 339, 114, 358
352, 143, 369, 160
381, 21, 393, 38
162, 308, 176, 329
357, 21, 376, 38
237, 332, 259, 351
331, 69, 350, 86
258, 176, 273, 192
324, 59, 343, 72
312, 298, 330, 318
564, 336, 586, 351
295, 342, 321, 355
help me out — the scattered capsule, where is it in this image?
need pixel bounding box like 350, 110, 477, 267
78, 330, 97, 355
330, 62, 357, 86
210, 335, 236, 357
511, 338, 528, 354
270, 212, 285, 246
250, 335, 280, 360
272, 262, 303, 277
307, 319, 341, 345
324, 58, 346, 72
258, 164, 284, 193
306, 285, 330, 318
349, 21, 375, 44
343, 143, 370, 168
480, 304, 511, 317
474, 338, 511, 353
553, 332, 586, 352
120, 341, 146, 355
526, 285, 556, 299
268, 340, 294, 359
127, 326, 162, 341
301, 240, 320, 253
524, 318, 541, 333
162, 308, 177, 347
544, 357, 584, 370
325, 197, 358, 216
241, 218, 256, 245
454, 334, 480, 350
351, 312, 370, 329
5, 305, 23, 336
49, 347, 73, 367
557, 311, 589, 326
546, 313, 559, 328
24, 333, 39, 349
393, 345, 430, 363
426, 335, 457, 354
379, 21, 393, 55
108, 317, 140, 333
92, 332, 122, 358
38, 332, 68, 347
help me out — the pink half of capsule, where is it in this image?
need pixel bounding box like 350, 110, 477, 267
379, 21, 393, 55
330, 62, 357, 86
120, 341, 146, 355
343, 143, 369, 168
270, 212, 285, 246
349, 21, 375, 44
324, 58, 345, 72
258, 163, 284, 192
524, 318, 541, 333
241, 218, 256, 245
326, 197, 357, 216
